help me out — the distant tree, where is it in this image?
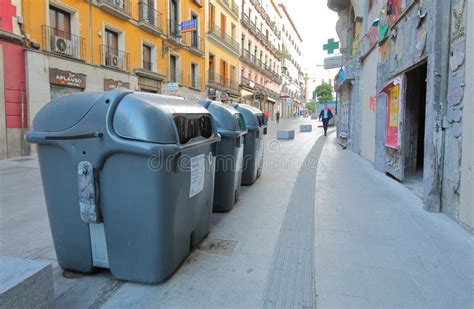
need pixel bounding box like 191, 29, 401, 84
314, 82, 334, 103
305, 101, 317, 112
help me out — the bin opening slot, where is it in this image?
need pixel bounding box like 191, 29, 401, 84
174, 114, 213, 145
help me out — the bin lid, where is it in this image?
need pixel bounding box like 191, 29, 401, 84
198, 100, 246, 133
32, 92, 104, 132
113, 92, 211, 144
231, 103, 265, 128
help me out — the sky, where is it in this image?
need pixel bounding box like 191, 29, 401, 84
281, 0, 339, 75
280, 0, 340, 97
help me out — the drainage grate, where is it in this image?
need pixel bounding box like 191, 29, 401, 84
197, 237, 239, 257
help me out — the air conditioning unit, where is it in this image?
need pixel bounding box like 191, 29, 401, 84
53, 36, 73, 56
106, 54, 122, 68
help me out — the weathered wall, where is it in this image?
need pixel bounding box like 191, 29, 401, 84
359, 49, 378, 163
459, 0, 473, 231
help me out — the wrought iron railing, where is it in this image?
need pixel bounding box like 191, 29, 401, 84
208, 71, 238, 90
138, 1, 163, 32
207, 22, 239, 52
182, 32, 205, 53
100, 44, 129, 71
98, 0, 131, 14
168, 68, 183, 84
42, 25, 86, 61
168, 19, 181, 39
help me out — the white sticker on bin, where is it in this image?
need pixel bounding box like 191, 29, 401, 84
190, 154, 206, 198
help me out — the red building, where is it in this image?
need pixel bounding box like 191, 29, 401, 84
0, 0, 27, 158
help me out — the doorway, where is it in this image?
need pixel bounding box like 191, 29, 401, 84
403, 62, 427, 197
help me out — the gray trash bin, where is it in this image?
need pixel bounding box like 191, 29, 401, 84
231, 103, 267, 185
26, 90, 219, 283
198, 100, 247, 212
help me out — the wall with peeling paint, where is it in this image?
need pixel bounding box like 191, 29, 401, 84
459, 0, 473, 231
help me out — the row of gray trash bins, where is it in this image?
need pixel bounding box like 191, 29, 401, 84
26, 90, 267, 284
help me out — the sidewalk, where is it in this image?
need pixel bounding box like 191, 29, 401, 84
0, 118, 472, 308
315, 135, 474, 308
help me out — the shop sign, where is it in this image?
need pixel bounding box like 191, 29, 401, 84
104, 79, 130, 91
208, 88, 217, 99
167, 82, 179, 91
324, 55, 342, 70
49, 68, 86, 89
219, 91, 229, 101
382, 78, 403, 149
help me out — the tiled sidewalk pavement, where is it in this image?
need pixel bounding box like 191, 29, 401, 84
315, 135, 474, 308
0, 118, 324, 307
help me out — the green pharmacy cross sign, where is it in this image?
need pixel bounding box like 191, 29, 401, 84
323, 38, 340, 54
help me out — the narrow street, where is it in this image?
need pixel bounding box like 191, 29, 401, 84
1, 118, 472, 308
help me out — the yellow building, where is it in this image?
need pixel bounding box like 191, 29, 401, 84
21, 0, 206, 125
204, 0, 241, 100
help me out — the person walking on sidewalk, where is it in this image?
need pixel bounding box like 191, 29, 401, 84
276, 110, 280, 123
319, 104, 333, 136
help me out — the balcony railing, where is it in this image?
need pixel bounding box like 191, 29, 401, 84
42, 25, 86, 61
240, 76, 251, 88
142, 59, 152, 71
221, 0, 239, 17
168, 68, 183, 85
101, 45, 129, 71
188, 74, 202, 89
182, 32, 205, 54
208, 71, 239, 91
207, 22, 239, 53
168, 19, 181, 41
138, 1, 163, 34
97, 0, 131, 20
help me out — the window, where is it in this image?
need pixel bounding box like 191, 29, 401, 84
231, 23, 236, 41
170, 54, 178, 82
170, 0, 179, 36
191, 13, 198, 48
230, 65, 236, 82
105, 29, 118, 54
220, 14, 226, 37
143, 44, 152, 70
209, 4, 215, 27
49, 6, 71, 38
191, 63, 198, 88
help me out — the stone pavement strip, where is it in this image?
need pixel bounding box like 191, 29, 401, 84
1, 118, 473, 308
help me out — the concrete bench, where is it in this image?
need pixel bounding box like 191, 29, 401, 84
300, 125, 312, 132
277, 130, 295, 140
0, 256, 54, 308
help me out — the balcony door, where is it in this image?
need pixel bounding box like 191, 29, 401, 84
220, 60, 228, 86
220, 14, 226, 38
49, 6, 71, 38
209, 4, 215, 31
169, 0, 179, 36
105, 29, 118, 55
209, 54, 215, 82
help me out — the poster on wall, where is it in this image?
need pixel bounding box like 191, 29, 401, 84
382, 77, 403, 149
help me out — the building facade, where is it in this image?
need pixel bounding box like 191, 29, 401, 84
328, 0, 473, 232
204, 0, 241, 101
278, 3, 303, 118
0, 0, 27, 159
20, 0, 206, 144
239, 0, 282, 120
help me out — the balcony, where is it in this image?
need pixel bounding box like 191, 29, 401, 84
97, 0, 131, 20
167, 19, 183, 44
168, 68, 183, 85
182, 32, 205, 56
138, 1, 164, 35
207, 22, 240, 54
208, 71, 239, 91
42, 25, 86, 61
240, 76, 252, 88
100, 45, 129, 71
220, 0, 239, 18
241, 13, 257, 35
